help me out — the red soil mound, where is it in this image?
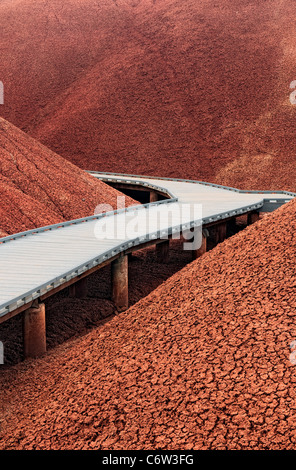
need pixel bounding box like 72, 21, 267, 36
0, 117, 137, 235
0, 239, 193, 365
1, 201, 296, 450
1, 0, 296, 190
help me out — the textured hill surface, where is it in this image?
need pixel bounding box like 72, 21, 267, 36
1, 0, 296, 452
0, 0, 296, 189
1, 200, 296, 450
0, 117, 136, 235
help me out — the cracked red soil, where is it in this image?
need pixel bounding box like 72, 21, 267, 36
0, 201, 296, 450
0, 117, 137, 235
1, 0, 296, 451
1, 0, 296, 190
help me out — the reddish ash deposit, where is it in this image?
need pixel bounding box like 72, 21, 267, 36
0, 117, 137, 236
0, 0, 296, 190
1, 200, 296, 450
1, 0, 296, 452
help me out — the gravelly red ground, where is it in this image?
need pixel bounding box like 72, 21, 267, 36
0, 201, 295, 450
1, 0, 296, 190
0, 239, 195, 366
0, 117, 137, 235
1, 0, 296, 452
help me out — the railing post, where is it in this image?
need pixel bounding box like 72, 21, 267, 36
23, 301, 46, 358
111, 255, 128, 312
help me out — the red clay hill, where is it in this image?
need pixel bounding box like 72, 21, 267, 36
1, 0, 296, 451
0, 0, 296, 190
0, 117, 136, 236
1, 194, 296, 450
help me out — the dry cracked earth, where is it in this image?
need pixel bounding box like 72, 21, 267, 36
0, 117, 137, 236
1, 0, 296, 452
0, 0, 296, 191
0, 199, 296, 449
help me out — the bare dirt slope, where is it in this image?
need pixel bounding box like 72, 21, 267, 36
0, 0, 296, 190
1, 0, 296, 452
0, 117, 136, 235
1, 199, 296, 450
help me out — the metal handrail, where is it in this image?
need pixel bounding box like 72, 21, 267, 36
88, 170, 296, 197
0, 171, 293, 317
0, 180, 178, 245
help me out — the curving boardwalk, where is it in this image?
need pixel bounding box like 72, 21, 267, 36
0, 172, 294, 358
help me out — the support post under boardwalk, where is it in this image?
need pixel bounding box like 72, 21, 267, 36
192, 230, 208, 260
111, 255, 128, 312
247, 211, 260, 225
156, 240, 170, 263
150, 191, 159, 203
227, 217, 237, 236
69, 277, 88, 298
217, 222, 227, 243
23, 302, 46, 358
211, 225, 219, 245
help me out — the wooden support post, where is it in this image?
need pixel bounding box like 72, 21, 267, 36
192, 230, 208, 260
23, 302, 46, 358
128, 253, 135, 262
150, 191, 159, 203
69, 278, 88, 298
211, 225, 219, 245
247, 211, 260, 225
156, 240, 170, 263
217, 222, 227, 243
111, 255, 128, 312
212, 222, 227, 245
227, 217, 237, 236
69, 283, 76, 298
